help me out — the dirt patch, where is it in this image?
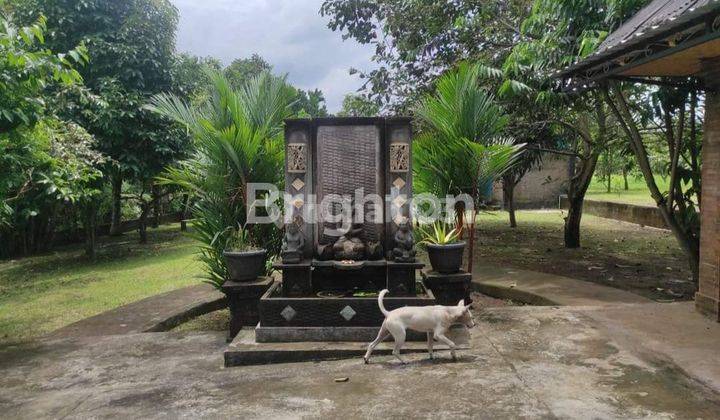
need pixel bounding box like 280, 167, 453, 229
471, 210, 694, 302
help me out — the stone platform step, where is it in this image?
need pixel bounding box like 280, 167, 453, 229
255, 324, 468, 342
225, 327, 470, 367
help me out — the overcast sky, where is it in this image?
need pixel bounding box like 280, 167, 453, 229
170, 0, 376, 113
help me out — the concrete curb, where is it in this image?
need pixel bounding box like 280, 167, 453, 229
144, 295, 227, 332
47, 284, 226, 339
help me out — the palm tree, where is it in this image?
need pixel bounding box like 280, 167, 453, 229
147, 70, 295, 288
414, 62, 524, 272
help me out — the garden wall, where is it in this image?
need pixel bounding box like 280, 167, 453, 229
559, 197, 666, 229
492, 155, 571, 208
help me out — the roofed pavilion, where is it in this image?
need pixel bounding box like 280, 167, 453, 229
558, 0, 720, 321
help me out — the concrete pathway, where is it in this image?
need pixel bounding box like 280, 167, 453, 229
2, 304, 719, 418
473, 264, 720, 391
2, 265, 716, 417
46, 284, 225, 339
473, 264, 652, 306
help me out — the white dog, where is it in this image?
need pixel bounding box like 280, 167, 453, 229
364, 289, 475, 364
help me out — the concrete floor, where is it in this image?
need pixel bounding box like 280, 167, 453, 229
2, 304, 719, 419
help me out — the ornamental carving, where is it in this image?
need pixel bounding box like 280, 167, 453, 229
288, 143, 307, 173
389, 143, 409, 173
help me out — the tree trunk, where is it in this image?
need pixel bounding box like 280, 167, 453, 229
502, 177, 517, 228
564, 143, 599, 248
466, 208, 477, 273
454, 201, 465, 240
622, 168, 629, 190
564, 196, 584, 248
139, 212, 148, 244
109, 170, 123, 236
151, 183, 161, 228
606, 170, 611, 193
603, 83, 700, 282
138, 201, 150, 244
180, 193, 190, 232
83, 204, 97, 260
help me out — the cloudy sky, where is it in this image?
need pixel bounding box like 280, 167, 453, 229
171, 0, 376, 113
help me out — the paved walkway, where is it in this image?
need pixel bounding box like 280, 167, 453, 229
2, 266, 717, 417
472, 264, 651, 306
2, 304, 719, 418
46, 284, 225, 339
472, 264, 720, 391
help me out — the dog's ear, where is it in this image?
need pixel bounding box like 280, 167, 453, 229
457, 299, 465, 307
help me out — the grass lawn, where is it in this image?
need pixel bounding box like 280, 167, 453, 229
0, 224, 203, 345
586, 174, 668, 206
0, 211, 694, 344
473, 210, 694, 302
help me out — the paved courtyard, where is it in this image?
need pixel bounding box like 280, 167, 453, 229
2, 303, 719, 419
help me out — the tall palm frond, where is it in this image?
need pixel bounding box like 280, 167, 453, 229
414, 62, 509, 144
414, 134, 524, 201
413, 62, 524, 201
149, 70, 294, 288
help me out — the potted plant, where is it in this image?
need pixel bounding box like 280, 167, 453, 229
222, 225, 267, 282
419, 222, 465, 274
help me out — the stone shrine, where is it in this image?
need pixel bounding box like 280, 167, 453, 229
256, 117, 436, 342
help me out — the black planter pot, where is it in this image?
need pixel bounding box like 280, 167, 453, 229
223, 249, 267, 282
426, 242, 466, 274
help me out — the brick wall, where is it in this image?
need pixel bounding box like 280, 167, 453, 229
696, 82, 720, 321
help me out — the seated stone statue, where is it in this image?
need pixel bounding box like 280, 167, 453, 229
281, 218, 305, 264
392, 220, 416, 263
333, 222, 366, 261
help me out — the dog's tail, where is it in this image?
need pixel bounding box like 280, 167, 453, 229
378, 289, 390, 317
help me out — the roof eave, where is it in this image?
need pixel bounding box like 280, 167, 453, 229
555, 2, 720, 79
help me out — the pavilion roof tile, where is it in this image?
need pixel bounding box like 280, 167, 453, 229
558, 0, 720, 77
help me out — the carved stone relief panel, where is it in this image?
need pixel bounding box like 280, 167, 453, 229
389, 143, 410, 173
288, 143, 307, 173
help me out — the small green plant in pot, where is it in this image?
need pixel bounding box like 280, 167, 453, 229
419, 222, 466, 274
222, 225, 267, 282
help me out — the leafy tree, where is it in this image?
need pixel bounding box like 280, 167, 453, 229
337, 94, 380, 117
0, 13, 87, 134
14, 0, 184, 237
225, 54, 328, 117
491, 0, 648, 247
38, 122, 105, 258
293, 88, 329, 118
513, 0, 702, 281
13, 0, 178, 92
0, 10, 91, 256
321, 0, 532, 111
603, 82, 703, 282
224, 54, 272, 90
148, 71, 295, 288
172, 53, 222, 102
